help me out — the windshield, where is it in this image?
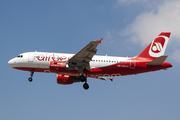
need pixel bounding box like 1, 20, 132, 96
17, 55, 23, 58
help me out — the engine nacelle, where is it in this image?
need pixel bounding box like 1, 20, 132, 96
49, 61, 67, 73
57, 74, 73, 85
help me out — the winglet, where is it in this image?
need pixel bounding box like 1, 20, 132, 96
97, 38, 103, 43
110, 77, 114, 82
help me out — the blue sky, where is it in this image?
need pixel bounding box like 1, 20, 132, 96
1, 0, 180, 120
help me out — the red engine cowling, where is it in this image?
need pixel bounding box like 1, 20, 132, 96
49, 61, 67, 73
57, 74, 73, 85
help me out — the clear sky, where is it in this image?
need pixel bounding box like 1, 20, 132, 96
1, 0, 180, 120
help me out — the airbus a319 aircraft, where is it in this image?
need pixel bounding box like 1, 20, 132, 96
8, 32, 172, 90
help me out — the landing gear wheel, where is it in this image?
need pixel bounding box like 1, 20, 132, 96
83, 83, 89, 90
28, 71, 34, 82
79, 75, 86, 82
28, 77, 33, 82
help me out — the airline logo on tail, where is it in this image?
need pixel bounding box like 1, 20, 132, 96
149, 33, 170, 58
151, 37, 165, 53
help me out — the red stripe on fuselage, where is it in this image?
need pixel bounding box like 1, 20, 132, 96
13, 61, 172, 77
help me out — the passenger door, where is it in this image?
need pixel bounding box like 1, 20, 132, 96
28, 53, 34, 62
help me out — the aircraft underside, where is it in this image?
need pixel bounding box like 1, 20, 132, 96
14, 62, 172, 77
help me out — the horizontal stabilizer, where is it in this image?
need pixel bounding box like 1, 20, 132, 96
146, 55, 168, 65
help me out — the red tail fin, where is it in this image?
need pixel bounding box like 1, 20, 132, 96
136, 32, 171, 60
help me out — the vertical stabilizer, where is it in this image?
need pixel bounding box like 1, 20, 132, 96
136, 32, 171, 60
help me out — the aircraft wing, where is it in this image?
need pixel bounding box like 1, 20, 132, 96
68, 38, 103, 71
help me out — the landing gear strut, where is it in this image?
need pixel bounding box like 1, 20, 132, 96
78, 66, 89, 90
79, 75, 89, 90
28, 71, 34, 82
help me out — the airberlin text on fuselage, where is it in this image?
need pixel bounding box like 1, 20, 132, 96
35, 54, 72, 61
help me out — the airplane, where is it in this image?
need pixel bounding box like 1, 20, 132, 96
8, 32, 172, 90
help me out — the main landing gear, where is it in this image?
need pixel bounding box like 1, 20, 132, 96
79, 75, 89, 90
83, 83, 89, 90
28, 71, 34, 82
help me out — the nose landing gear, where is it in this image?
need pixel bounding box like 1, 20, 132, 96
28, 71, 34, 82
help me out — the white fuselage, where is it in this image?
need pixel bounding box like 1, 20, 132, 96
8, 52, 130, 71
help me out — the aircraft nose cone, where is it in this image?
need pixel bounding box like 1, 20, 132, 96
8, 59, 16, 68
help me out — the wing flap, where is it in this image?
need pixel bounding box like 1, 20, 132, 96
91, 76, 114, 81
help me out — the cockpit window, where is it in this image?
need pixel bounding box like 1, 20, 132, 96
17, 55, 23, 58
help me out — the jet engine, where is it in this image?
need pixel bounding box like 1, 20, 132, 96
57, 74, 73, 85
57, 74, 80, 85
